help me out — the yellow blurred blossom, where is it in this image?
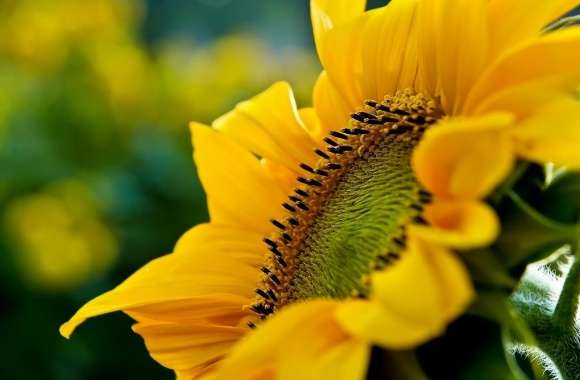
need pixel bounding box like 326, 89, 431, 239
4, 180, 117, 291
153, 34, 319, 127
87, 38, 153, 119
0, 0, 141, 71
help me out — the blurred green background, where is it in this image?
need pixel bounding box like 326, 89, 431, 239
0, 0, 324, 378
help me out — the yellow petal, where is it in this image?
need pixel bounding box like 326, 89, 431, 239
336, 235, 473, 348
177, 365, 216, 380
316, 13, 368, 111
316, 0, 424, 111
418, 0, 489, 114
133, 322, 245, 374
260, 158, 297, 195
214, 300, 369, 380
471, 77, 577, 119
360, 0, 421, 101
409, 201, 500, 249
128, 297, 250, 326
212, 82, 318, 169
336, 300, 440, 349
413, 113, 515, 199
310, 0, 367, 60
60, 224, 258, 338
298, 107, 325, 144
416, 0, 440, 96
419, 236, 475, 321
465, 26, 580, 113
313, 71, 353, 135
191, 123, 289, 234
511, 97, 580, 169
370, 241, 441, 325
488, 0, 580, 58
277, 315, 369, 380
174, 223, 265, 267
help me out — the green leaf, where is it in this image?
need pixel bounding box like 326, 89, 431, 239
540, 172, 580, 224
494, 191, 578, 269
544, 15, 580, 33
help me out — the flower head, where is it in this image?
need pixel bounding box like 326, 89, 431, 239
61, 0, 580, 378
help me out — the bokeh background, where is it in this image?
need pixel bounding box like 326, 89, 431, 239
0, 0, 325, 378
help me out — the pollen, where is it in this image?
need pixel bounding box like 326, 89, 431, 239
250, 90, 441, 321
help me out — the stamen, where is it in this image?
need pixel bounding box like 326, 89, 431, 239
267, 290, 278, 302
289, 195, 302, 203
309, 179, 323, 187
298, 177, 322, 187
410, 203, 423, 211
351, 128, 369, 135
299, 163, 315, 174
295, 189, 309, 197
314, 149, 330, 159
393, 237, 405, 247
411, 115, 427, 125
256, 289, 269, 299
380, 116, 399, 123
392, 109, 411, 116
413, 215, 428, 225
389, 125, 413, 135
271, 219, 286, 230
357, 111, 377, 120
315, 169, 329, 177
330, 131, 348, 140
324, 137, 338, 146
329, 145, 353, 154
269, 273, 281, 285
277, 257, 288, 268
295, 201, 309, 211
269, 246, 282, 257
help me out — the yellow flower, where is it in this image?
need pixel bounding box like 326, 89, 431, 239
0, 0, 139, 71
5, 181, 117, 290
61, 0, 580, 378
154, 34, 319, 127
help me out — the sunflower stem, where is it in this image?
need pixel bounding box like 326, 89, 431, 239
489, 163, 529, 206
495, 191, 579, 268
507, 191, 578, 235
552, 241, 580, 331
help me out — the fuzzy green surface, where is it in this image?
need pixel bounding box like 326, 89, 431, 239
288, 135, 423, 301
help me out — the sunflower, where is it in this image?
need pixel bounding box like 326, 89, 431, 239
61, 0, 580, 378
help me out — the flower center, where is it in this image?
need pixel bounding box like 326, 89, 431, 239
250, 90, 441, 324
